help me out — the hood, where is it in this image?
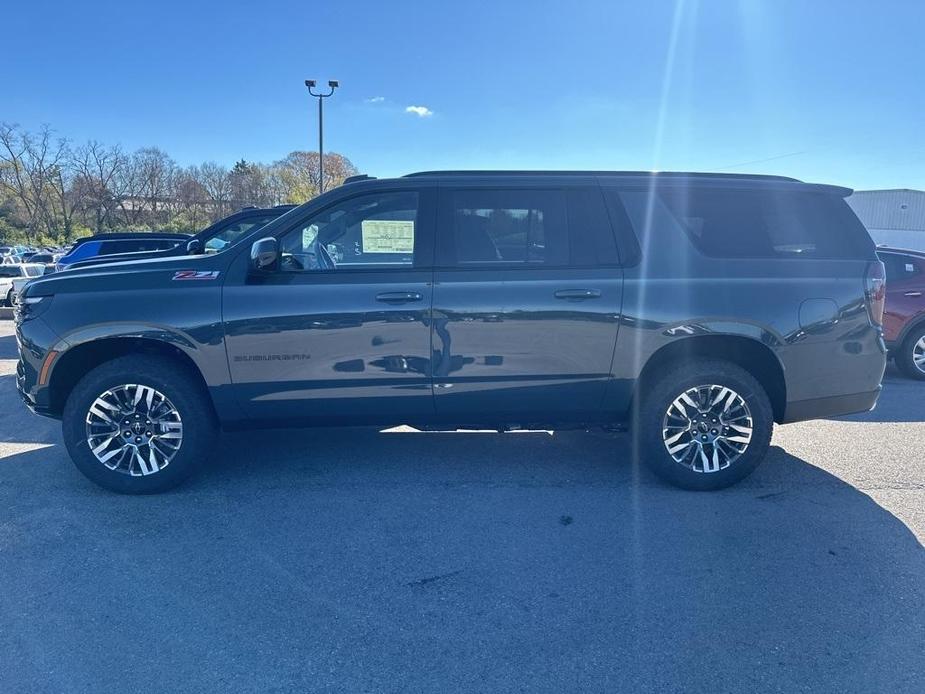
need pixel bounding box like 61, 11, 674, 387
23, 253, 227, 298
65, 245, 185, 270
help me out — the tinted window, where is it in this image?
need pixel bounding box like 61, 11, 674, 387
446, 189, 568, 266
100, 239, 179, 255
567, 187, 620, 266
205, 215, 277, 253
0, 267, 18, 277
279, 191, 419, 271
619, 188, 872, 259
23, 266, 43, 277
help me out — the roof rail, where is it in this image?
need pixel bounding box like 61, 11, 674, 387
403, 170, 802, 183
343, 174, 377, 184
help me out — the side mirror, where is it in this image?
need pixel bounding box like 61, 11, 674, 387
250, 237, 279, 271
186, 238, 202, 255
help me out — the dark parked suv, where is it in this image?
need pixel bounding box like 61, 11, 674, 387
877, 246, 925, 379
15, 171, 887, 493
64, 205, 296, 271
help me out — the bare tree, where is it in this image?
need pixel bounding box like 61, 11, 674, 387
173, 168, 210, 229
196, 162, 232, 220
72, 140, 128, 232
0, 123, 70, 242
131, 147, 176, 227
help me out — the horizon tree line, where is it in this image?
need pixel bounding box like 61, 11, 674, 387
0, 123, 358, 245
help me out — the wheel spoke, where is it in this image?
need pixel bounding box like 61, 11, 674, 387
662, 383, 754, 474
85, 384, 182, 476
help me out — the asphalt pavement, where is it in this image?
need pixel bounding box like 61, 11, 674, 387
0, 322, 922, 693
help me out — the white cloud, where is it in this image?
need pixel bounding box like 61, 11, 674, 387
405, 105, 433, 118
365, 96, 385, 103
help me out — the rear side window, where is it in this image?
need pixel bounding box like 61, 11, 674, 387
618, 188, 873, 259
446, 189, 568, 266
100, 239, 179, 255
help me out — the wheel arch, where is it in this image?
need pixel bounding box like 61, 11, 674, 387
47, 336, 215, 419
896, 312, 925, 349
633, 334, 787, 423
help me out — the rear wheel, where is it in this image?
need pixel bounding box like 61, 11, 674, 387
62, 355, 217, 493
635, 358, 773, 491
3, 288, 12, 307
896, 324, 925, 381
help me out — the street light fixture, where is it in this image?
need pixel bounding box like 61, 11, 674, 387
304, 79, 339, 194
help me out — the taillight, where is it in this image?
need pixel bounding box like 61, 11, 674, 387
864, 260, 886, 326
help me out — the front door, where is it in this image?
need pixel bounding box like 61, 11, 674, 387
430, 184, 623, 423
223, 187, 436, 422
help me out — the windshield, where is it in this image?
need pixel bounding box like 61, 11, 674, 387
195, 214, 278, 254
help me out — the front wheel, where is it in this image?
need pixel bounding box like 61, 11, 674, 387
62, 355, 217, 493
896, 325, 925, 381
635, 358, 774, 491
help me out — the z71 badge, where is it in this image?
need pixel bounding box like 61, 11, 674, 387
172, 270, 221, 281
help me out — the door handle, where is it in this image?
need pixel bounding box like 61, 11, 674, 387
554, 289, 602, 300
903, 291, 922, 297
376, 291, 423, 303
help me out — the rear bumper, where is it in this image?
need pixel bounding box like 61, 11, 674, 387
781, 387, 881, 424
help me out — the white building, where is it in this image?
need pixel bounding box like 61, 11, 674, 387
847, 189, 925, 251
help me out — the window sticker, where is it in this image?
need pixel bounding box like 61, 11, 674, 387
361, 220, 414, 254
906, 263, 915, 273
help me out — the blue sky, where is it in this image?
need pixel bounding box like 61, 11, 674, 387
6, 1, 924, 189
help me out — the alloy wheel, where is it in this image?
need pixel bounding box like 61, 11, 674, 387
85, 384, 183, 476
913, 336, 925, 375
662, 384, 753, 473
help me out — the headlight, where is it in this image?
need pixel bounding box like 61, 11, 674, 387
15, 295, 53, 322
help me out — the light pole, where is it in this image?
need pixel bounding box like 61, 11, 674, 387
304, 79, 339, 194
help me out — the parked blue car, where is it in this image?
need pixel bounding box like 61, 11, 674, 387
56, 233, 191, 272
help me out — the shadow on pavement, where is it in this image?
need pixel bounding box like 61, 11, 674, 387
0, 331, 17, 360
0, 426, 922, 692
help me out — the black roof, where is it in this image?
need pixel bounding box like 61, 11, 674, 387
395, 169, 852, 197
403, 170, 801, 183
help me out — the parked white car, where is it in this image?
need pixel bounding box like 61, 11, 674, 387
0, 263, 44, 306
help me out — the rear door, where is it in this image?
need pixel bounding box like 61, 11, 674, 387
430, 181, 623, 422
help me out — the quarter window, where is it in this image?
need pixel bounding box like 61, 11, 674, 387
619, 188, 872, 259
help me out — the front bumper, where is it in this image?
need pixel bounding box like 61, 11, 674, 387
15, 317, 63, 420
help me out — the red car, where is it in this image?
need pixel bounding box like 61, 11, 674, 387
878, 247, 925, 380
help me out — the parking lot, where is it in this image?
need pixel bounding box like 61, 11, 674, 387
0, 321, 922, 693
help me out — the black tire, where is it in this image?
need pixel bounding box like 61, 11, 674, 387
634, 358, 773, 491
62, 355, 217, 494
895, 324, 925, 381
3, 289, 11, 307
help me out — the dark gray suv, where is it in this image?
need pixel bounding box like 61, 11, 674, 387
15, 171, 887, 493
